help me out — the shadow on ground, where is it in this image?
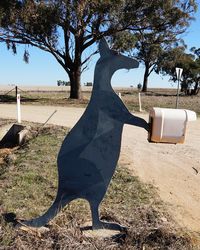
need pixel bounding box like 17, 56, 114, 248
145, 91, 180, 97
0, 95, 39, 103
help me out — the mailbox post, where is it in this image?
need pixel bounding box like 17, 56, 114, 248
175, 67, 183, 109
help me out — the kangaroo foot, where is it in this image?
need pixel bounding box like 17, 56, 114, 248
15, 219, 33, 228
92, 220, 127, 232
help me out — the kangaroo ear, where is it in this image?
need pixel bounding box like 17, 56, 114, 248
99, 38, 111, 57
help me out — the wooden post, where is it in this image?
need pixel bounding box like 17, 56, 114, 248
15, 86, 18, 99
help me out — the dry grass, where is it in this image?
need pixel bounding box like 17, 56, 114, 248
122, 89, 200, 116
0, 123, 196, 249
0, 90, 90, 108
0, 87, 199, 116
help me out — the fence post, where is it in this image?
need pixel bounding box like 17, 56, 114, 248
15, 86, 18, 99
138, 92, 142, 112
17, 94, 21, 123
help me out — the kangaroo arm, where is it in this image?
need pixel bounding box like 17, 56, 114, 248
101, 92, 149, 132
126, 114, 150, 132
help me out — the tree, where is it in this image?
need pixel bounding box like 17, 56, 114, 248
111, 0, 197, 92
0, 1, 19, 54
189, 47, 200, 95
0, 0, 155, 99
57, 80, 70, 86
159, 46, 200, 95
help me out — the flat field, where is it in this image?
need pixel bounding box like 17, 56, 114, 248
0, 86, 199, 115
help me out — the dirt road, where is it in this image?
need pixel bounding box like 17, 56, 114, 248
0, 103, 200, 232
122, 121, 200, 232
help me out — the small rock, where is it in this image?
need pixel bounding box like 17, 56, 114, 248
161, 217, 168, 223
6, 154, 17, 164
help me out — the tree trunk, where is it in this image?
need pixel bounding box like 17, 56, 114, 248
142, 62, 150, 92
68, 66, 82, 99
193, 81, 199, 95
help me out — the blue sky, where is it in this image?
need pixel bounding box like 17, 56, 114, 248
0, 8, 200, 89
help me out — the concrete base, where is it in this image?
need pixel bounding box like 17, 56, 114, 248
0, 123, 28, 147
81, 221, 124, 239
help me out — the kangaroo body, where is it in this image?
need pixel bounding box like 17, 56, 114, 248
21, 39, 149, 230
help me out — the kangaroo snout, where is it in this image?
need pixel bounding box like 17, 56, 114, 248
125, 57, 139, 70
117, 54, 139, 71
131, 59, 139, 69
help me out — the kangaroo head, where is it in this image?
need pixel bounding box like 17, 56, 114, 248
93, 38, 139, 92
98, 38, 139, 72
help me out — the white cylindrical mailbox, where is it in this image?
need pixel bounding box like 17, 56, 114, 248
149, 107, 196, 144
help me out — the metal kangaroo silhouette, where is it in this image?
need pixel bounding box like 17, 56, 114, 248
20, 38, 149, 230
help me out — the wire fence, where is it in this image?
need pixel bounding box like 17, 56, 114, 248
3, 86, 26, 97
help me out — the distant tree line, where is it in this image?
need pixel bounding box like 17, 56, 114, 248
57, 80, 92, 86
0, 0, 198, 98
57, 80, 70, 86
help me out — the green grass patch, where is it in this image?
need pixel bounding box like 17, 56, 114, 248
0, 124, 195, 249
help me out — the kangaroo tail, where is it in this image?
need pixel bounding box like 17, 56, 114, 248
19, 194, 73, 228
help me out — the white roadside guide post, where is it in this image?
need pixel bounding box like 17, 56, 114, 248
138, 92, 142, 112
175, 67, 183, 109
17, 94, 21, 123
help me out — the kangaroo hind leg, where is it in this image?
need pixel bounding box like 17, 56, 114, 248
89, 200, 127, 232
18, 193, 74, 228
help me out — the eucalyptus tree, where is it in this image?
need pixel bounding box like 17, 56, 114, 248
0, 0, 147, 99
189, 47, 200, 94
0, 0, 197, 97
159, 46, 200, 95
0, 0, 125, 98
111, 0, 197, 92
179, 57, 200, 95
